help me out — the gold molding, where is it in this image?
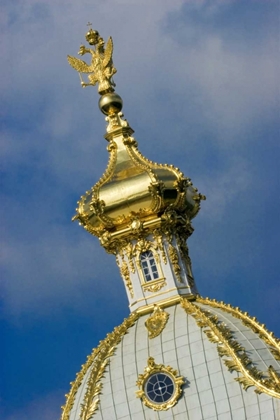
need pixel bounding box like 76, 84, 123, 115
145, 305, 170, 338
136, 357, 184, 410
60, 312, 139, 420
181, 298, 280, 399
134, 294, 196, 315
196, 296, 280, 361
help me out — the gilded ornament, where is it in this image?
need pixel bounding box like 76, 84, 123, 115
142, 279, 166, 293
105, 111, 129, 133
136, 357, 184, 411
124, 242, 135, 273
145, 305, 169, 338
153, 229, 167, 264
181, 298, 280, 399
119, 260, 134, 298
196, 297, 280, 362
61, 312, 139, 420
67, 29, 116, 95
168, 244, 183, 283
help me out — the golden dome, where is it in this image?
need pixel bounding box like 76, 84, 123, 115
73, 102, 205, 252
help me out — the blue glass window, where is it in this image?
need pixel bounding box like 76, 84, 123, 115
145, 373, 175, 403
140, 251, 159, 282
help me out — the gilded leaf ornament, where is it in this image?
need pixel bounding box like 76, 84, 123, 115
60, 313, 139, 420
145, 305, 169, 338
168, 244, 183, 283
196, 296, 280, 361
181, 298, 280, 399
119, 259, 134, 298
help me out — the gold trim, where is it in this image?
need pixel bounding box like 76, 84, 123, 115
145, 305, 170, 338
181, 298, 280, 399
60, 312, 139, 420
196, 296, 280, 361
135, 294, 196, 316
129, 286, 192, 308
136, 357, 184, 410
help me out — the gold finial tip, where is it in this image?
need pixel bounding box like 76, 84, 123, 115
99, 93, 123, 115
85, 28, 100, 45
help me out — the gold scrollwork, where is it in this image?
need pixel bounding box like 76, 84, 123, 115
142, 279, 166, 293
117, 258, 134, 298
153, 229, 167, 264
136, 357, 184, 411
196, 296, 280, 361
60, 312, 139, 420
181, 298, 280, 399
124, 242, 135, 273
145, 305, 169, 338
168, 244, 183, 283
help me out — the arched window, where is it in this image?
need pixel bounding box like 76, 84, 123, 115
140, 251, 159, 282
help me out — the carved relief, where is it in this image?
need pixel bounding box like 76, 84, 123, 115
153, 229, 167, 264
142, 279, 166, 293
145, 305, 169, 338
116, 255, 134, 298
168, 244, 183, 283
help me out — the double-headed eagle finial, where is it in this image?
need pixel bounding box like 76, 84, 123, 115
67, 27, 117, 96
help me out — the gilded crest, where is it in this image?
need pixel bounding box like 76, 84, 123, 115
145, 305, 169, 339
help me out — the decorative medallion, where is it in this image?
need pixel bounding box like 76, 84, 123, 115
145, 305, 169, 339
136, 357, 184, 411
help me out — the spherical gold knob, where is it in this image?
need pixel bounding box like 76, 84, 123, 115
99, 93, 123, 115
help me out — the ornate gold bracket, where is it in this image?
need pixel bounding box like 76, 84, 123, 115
181, 298, 280, 398
145, 305, 169, 338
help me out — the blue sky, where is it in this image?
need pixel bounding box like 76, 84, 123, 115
1, 0, 279, 419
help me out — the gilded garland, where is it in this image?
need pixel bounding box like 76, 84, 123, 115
196, 296, 280, 361
60, 312, 139, 420
181, 298, 280, 399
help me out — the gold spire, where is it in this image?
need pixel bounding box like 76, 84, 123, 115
67, 29, 206, 259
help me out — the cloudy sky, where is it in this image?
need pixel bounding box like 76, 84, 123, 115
1, 0, 279, 419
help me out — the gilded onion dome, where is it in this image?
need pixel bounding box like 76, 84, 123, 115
73, 95, 205, 253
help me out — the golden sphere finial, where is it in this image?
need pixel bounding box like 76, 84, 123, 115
99, 93, 123, 115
